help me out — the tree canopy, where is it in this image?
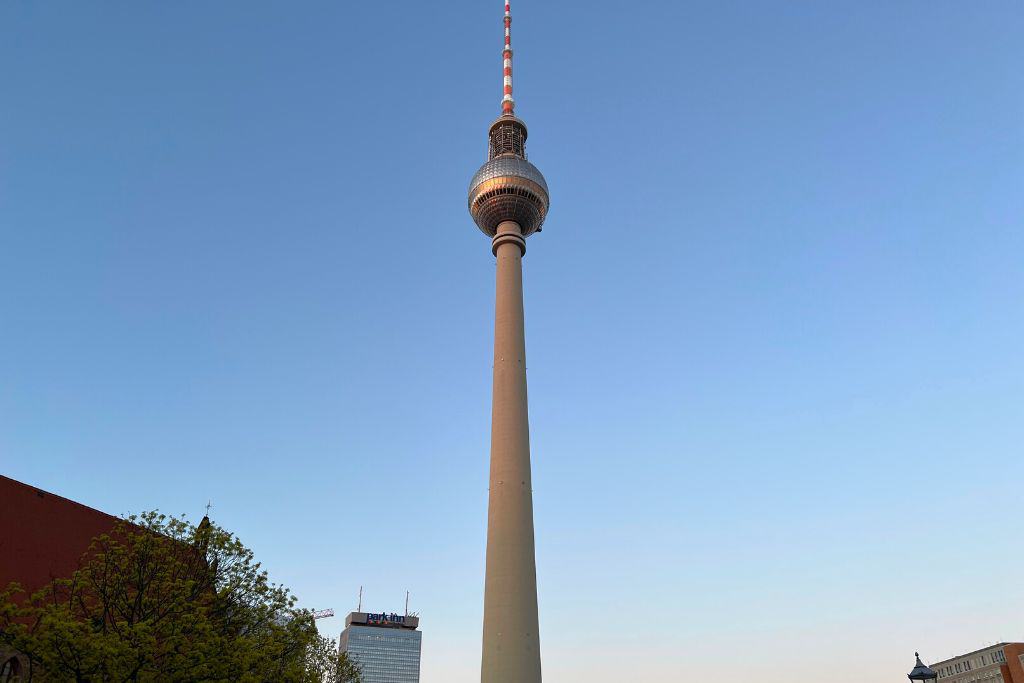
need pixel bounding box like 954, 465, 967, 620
0, 511, 360, 682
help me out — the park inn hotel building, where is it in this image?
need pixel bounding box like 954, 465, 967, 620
338, 611, 422, 683
930, 643, 1024, 683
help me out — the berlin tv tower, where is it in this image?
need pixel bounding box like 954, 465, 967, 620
467, 2, 549, 682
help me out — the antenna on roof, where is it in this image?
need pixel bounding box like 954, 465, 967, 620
358, 585, 363, 612
501, 0, 515, 116
405, 591, 410, 617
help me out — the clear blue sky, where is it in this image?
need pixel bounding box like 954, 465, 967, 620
2, 2, 1022, 681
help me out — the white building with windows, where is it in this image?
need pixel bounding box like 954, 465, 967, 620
339, 611, 422, 683
929, 643, 1024, 683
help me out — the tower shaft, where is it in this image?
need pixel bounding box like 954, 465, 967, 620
481, 220, 542, 683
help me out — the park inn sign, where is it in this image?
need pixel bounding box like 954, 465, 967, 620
345, 610, 420, 630
367, 612, 406, 625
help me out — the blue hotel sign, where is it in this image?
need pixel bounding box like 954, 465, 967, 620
367, 612, 406, 625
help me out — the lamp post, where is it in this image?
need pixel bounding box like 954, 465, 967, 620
909, 652, 938, 682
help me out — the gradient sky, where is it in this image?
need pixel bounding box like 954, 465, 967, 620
2, 2, 1022, 681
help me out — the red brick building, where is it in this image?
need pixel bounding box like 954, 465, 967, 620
0, 475, 120, 598
0, 476, 122, 678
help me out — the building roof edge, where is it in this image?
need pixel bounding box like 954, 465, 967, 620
930, 643, 1022, 667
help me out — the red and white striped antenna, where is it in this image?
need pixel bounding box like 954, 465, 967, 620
502, 0, 515, 115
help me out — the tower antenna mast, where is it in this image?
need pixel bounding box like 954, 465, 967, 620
502, 0, 514, 116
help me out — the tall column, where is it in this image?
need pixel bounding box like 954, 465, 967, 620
481, 220, 542, 683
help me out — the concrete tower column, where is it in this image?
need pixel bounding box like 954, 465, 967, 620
481, 220, 542, 683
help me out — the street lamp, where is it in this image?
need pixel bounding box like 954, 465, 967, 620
909, 652, 938, 682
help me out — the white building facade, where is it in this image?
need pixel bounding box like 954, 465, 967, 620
339, 611, 422, 683
930, 643, 1024, 683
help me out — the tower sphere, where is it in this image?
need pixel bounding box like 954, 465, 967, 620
468, 156, 549, 237
468, 116, 549, 238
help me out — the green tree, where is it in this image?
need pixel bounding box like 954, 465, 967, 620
304, 638, 362, 683
0, 511, 358, 682
335, 652, 362, 683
